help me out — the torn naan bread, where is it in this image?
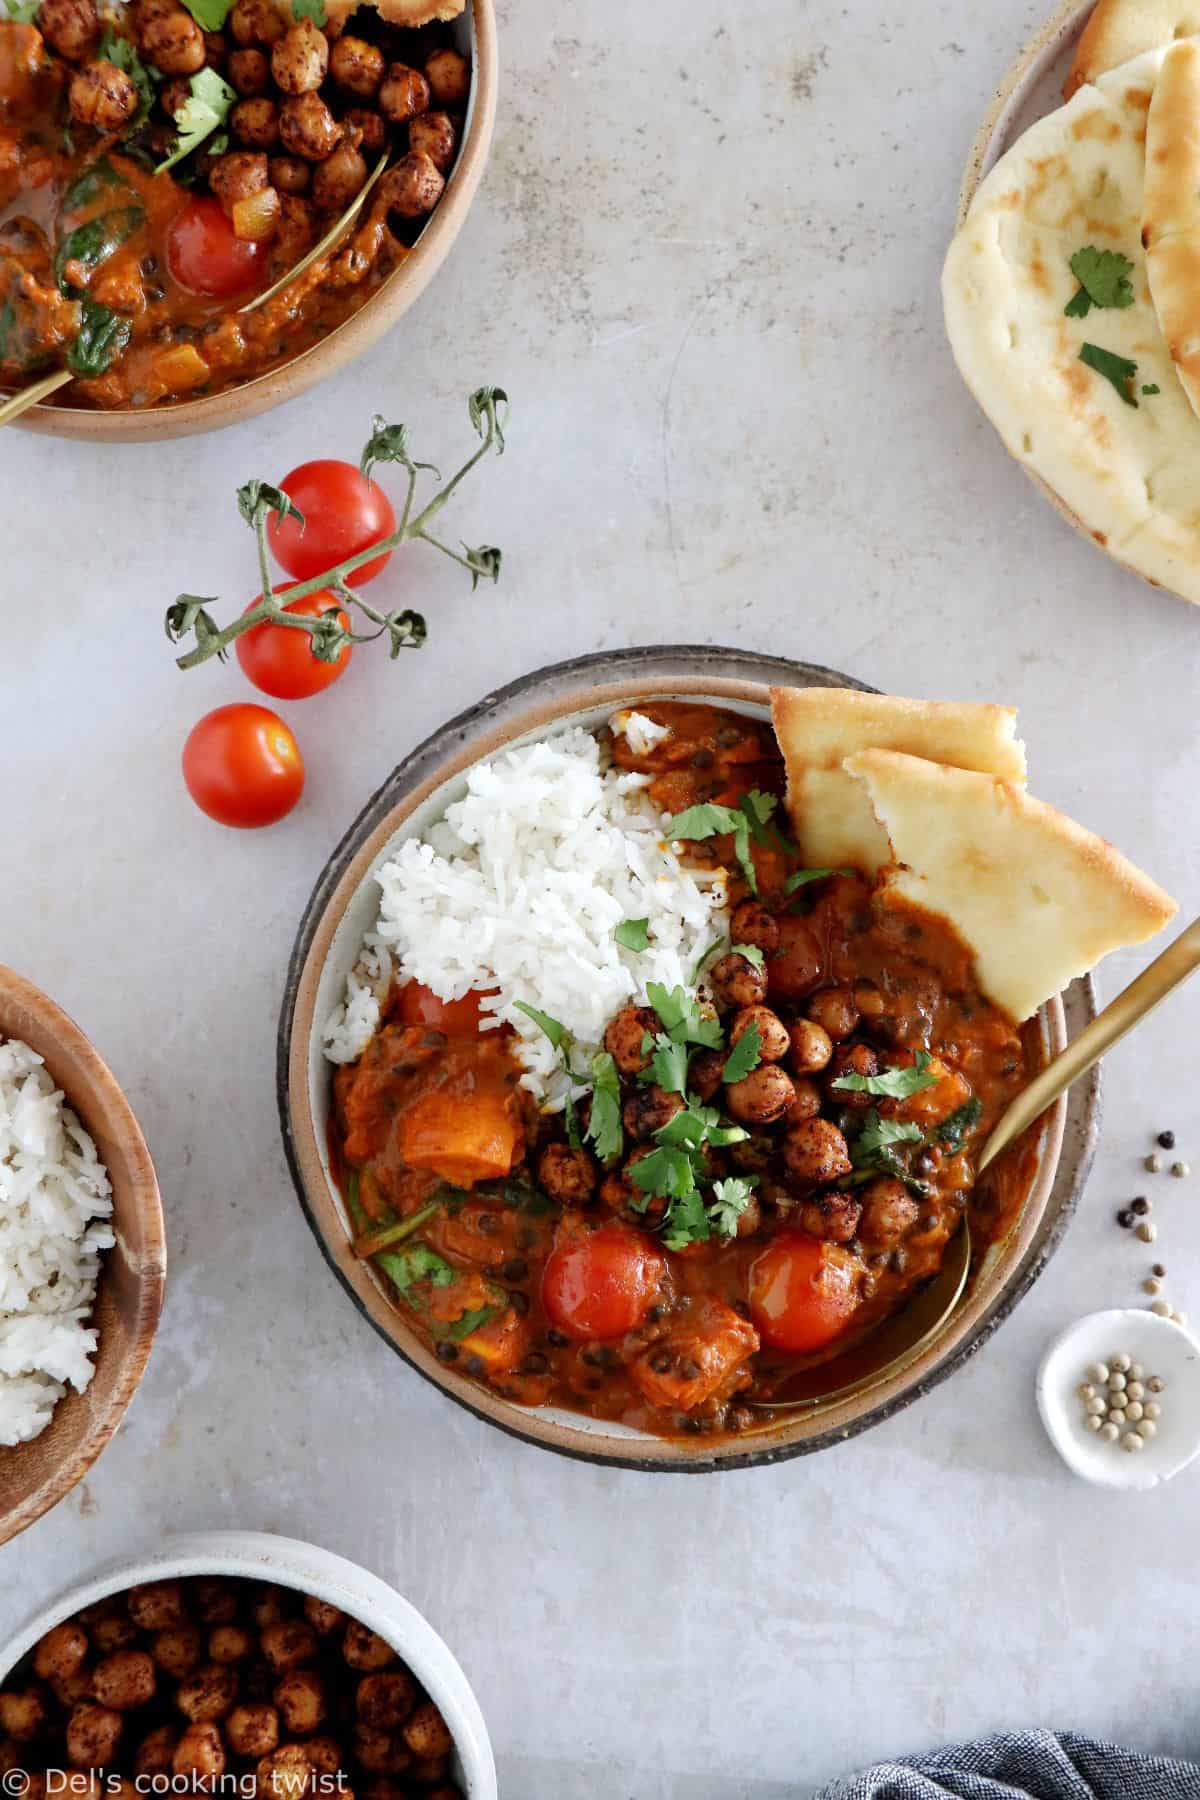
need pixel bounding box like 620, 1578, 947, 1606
1065, 0, 1200, 97
770, 687, 1026, 874
844, 749, 1177, 1022
943, 44, 1200, 607
315, 0, 462, 27
1142, 40, 1200, 424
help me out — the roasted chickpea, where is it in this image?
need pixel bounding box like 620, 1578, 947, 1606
729, 1005, 789, 1063
602, 1004, 658, 1076
351, 1726, 404, 1776
729, 899, 780, 955
688, 1048, 725, 1102
597, 1144, 650, 1216
853, 978, 887, 1020
69, 59, 138, 129
797, 1189, 862, 1244
826, 1041, 879, 1112
51, 1668, 96, 1710
251, 1587, 289, 1630
329, 33, 383, 97
271, 17, 326, 93
724, 1064, 795, 1125
203, 28, 225, 67
139, 6, 204, 74
261, 1621, 318, 1673
377, 62, 429, 123
787, 1076, 822, 1123
709, 952, 766, 1009
343, 1623, 395, 1673
402, 1703, 453, 1762
173, 1723, 226, 1785
258, 1745, 315, 1800
229, 0, 284, 47
536, 1142, 598, 1206
311, 141, 367, 211
269, 152, 310, 193
622, 1084, 683, 1141
806, 986, 859, 1042
231, 96, 279, 147
192, 1582, 239, 1627
857, 1177, 920, 1252
766, 916, 823, 1000
304, 1737, 342, 1776
129, 1583, 188, 1632
226, 1705, 280, 1760
278, 90, 339, 160
273, 191, 316, 260
67, 1704, 123, 1770
35, 1623, 88, 1683
37, 0, 97, 59
355, 1671, 415, 1732
275, 1670, 326, 1736
160, 75, 192, 117
209, 1624, 255, 1664
781, 1116, 852, 1185
788, 1017, 833, 1075
0, 1690, 47, 1742
407, 109, 456, 172
134, 1725, 178, 1779
343, 105, 385, 156
152, 1626, 204, 1680
93, 1651, 156, 1712
176, 1664, 237, 1724
424, 45, 468, 106
301, 1597, 343, 1636
228, 45, 269, 93
208, 149, 268, 215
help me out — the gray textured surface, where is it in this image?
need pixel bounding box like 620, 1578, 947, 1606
2, 0, 1199, 1794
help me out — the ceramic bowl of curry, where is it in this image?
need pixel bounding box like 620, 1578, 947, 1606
277, 646, 1101, 1474
4, 0, 496, 443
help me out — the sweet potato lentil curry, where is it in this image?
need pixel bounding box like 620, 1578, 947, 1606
331, 704, 1045, 1439
0, 0, 468, 407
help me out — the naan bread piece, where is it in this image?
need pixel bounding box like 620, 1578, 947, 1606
323, 0, 463, 25
944, 45, 1200, 608
770, 687, 1026, 874
1142, 40, 1200, 423
1065, 0, 1200, 98
845, 749, 1177, 1022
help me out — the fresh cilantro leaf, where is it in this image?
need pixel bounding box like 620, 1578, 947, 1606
645, 982, 723, 1049
643, 1033, 691, 1096
615, 918, 650, 952
155, 67, 236, 174
661, 1189, 711, 1251
1066, 246, 1135, 319
938, 1095, 983, 1150
654, 1106, 718, 1151
375, 1243, 455, 1296
291, 0, 325, 18
692, 938, 725, 982
629, 1145, 696, 1203
2, 0, 39, 22
97, 27, 157, 131
179, 0, 235, 27
1079, 342, 1139, 407
586, 1052, 623, 1163
739, 789, 792, 854
852, 1109, 923, 1167
513, 1001, 569, 1051
785, 866, 851, 893
832, 1051, 939, 1100
705, 1119, 750, 1147
1143, 383, 1161, 396
709, 1176, 756, 1239
721, 1019, 762, 1085
562, 1087, 582, 1151
666, 801, 759, 896
442, 1303, 501, 1341
730, 941, 765, 973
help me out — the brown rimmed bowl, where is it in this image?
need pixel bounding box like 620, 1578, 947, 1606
15, 0, 497, 444
0, 968, 165, 1542
278, 647, 1101, 1473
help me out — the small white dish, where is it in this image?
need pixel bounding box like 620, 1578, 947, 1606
1037, 1308, 1200, 1490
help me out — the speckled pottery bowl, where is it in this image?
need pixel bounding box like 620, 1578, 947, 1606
278, 647, 1101, 1473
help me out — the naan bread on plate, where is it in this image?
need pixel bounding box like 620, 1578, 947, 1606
320, 0, 463, 26
770, 687, 1026, 874
943, 44, 1200, 608
1142, 40, 1200, 423
1065, 0, 1200, 97
844, 749, 1178, 1022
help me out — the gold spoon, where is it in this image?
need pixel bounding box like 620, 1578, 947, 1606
0, 368, 73, 427
749, 916, 1200, 1417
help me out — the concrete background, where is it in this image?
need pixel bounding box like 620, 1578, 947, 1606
3, 0, 1199, 1793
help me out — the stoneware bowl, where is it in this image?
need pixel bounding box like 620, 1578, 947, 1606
278, 646, 1101, 1473
0, 967, 165, 1544
15, 0, 497, 444
0, 1530, 496, 1798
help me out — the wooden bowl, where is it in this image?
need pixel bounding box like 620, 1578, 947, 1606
14, 0, 497, 444
0, 969, 165, 1543
277, 646, 1101, 1473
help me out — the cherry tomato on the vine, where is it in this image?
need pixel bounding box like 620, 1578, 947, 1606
165, 197, 265, 300
182, 704, 304, 829
542, 1221, 667, 1342
235, 587, 352, 700
748, 1232, 862, 1354
267, 460, 397, 586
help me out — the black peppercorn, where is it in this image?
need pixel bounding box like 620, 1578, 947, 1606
1116, 1208, 1136, 1228
1131, 1197, 1150, 1216
1158, 1130, 1176, 1150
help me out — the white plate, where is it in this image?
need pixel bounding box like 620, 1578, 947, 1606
1037, 1308, 1200, 1489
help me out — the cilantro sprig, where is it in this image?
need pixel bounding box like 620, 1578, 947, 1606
721, 1020, 762, 1085
1079, 343, 1139, 408
154, 67, 236, 174
666, 789, 784, 896
1064, 246, 1135, 319
830, 1050, 938, 1100
615, 918, 650, 952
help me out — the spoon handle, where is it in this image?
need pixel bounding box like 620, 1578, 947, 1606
976, 917, 1200, 1175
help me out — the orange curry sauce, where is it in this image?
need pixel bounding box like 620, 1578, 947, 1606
330, 703, 1045, 1440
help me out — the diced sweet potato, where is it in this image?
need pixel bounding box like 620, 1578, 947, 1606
397, 1088, 521, 1187
630, 1297, 759, 1413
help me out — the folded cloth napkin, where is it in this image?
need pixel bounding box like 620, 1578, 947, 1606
816, 1730, 1200, 1798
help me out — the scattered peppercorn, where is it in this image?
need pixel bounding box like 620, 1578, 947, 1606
1146, 1153, 1163, 1174
1153, 1263, 1167, 1278
1132, 1196, 1150, 1216
1158, 1130, 1176, 1150
1138, 1221, 1158, 1244
1117, 1208, 1136, 1229
1171, 1160, 1189, 1179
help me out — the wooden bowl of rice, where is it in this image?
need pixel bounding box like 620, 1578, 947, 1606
0, 968, 164, 1545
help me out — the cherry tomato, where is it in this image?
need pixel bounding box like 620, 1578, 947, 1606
267, 460, 397, 586
182, 704, 304, 829
235, 586, 352, 700
165, 197, 265, 299
748, 1233, 861, 1354
542, 1222, 666, 1342
395, 982, 489, 1036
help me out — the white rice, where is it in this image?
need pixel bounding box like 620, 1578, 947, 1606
323, 723, 731, 1106
0, 1039, 114, 1446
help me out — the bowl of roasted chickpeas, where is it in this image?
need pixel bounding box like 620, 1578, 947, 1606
0, 1532, 497, 1799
